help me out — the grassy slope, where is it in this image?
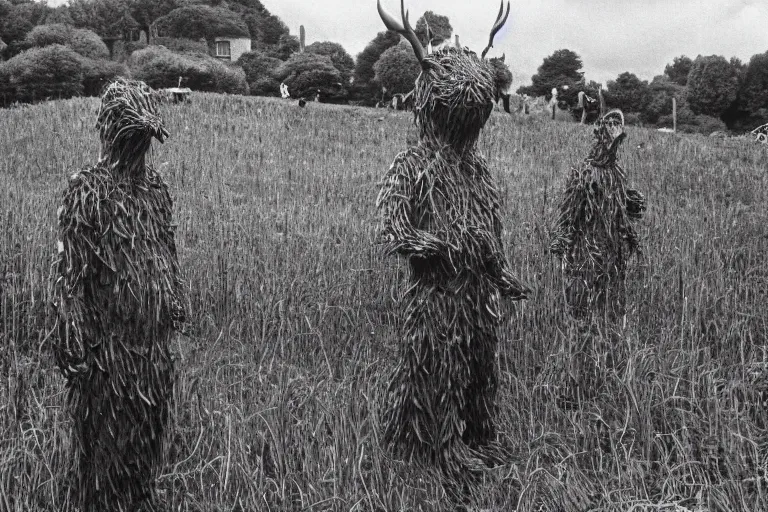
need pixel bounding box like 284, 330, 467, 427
0, 94, 766, 511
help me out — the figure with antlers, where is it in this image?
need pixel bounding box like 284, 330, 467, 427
376, 0, 529, 481
52, 78, 186, 511
550, 110, 646, 323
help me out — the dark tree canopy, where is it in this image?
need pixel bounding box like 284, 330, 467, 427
517, 49, 584, 100
0, 0, 48, 49
686, 54, 739, 117
237, 49, 281, 85
606, 72, 649, 113
737, 51, 768, 114
306, 41, 355, 84
664, 55, 693, 86
414, 11, 452, 47
277, 52, 345, 99
488, 55, 513, 94
127, 0, 176, 42
373, 41, 421, 95
155, 5, 250, 42
67, 0, 134, 39
266, 33, 299, 60
354, 30, 400, 89
642, 75, 685, 124
25, 23, 109, 60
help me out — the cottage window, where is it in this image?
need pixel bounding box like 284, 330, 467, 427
216, 41, 231, 58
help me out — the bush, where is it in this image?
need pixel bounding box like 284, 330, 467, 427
25, 24, 108, 60
67, 28, 109, 60
0, 44, 84, 104
691, 114, 727, 135
122, 41, 148, 59
659, 109, 728, 135
81, 59, 128, 96
249, 76, 280, 97
152, 37, 209, 56
131, 45, 248, 95
0, 43, 129, 105
237, 50, 281, 84
373, 42, 420, 95
623, 112, 643, 126
277, 52, 344, 100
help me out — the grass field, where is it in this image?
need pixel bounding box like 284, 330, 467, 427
1, 93, 767, 511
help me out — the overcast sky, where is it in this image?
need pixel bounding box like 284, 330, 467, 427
42, 0, 768, 86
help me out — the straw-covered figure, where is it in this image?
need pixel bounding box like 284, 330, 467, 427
375, 0, 529, 481
52, 78, 185, 511
550, 109, 646, 323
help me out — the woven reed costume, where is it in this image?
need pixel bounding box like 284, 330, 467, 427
52, 79, 185, 512
376, 0, 529, 477
550, 110, 646, 323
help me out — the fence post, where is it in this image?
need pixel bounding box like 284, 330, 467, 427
672, 97, 677, 133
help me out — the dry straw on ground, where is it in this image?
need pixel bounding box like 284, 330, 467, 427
376, 0, 530, 493
51, 78, 185, 511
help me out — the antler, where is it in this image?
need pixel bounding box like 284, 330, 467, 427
481, 0, 510, 59
377, 0, 425, 63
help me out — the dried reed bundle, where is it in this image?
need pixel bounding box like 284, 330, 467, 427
550, 110, 646, 323
51, 78, 184, 512
376, 0, 528, 485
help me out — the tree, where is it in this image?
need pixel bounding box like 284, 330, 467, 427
45, 6, 74, 25
488, 55, 512, 94
131, 45, 248, 94
414, 11, 452, 47
373, 41, 421, 95
266, 33, 299, 60
128, 0, 176, 44
0, 44, 84, 103
256, 13, 289, 45
0, 0, 49, 51
155, 5, 249, 52
737, 51, 768, 115
306, 41, 354, 84
354, 31, 400, 86
353, 30, 400, 104
664, 55, 692, 86
686, 54, 739, 117
642, 75, 685, 125
606, 72, 649, 113
238, 50, 282, 96
277, 51, 345, 100
517, 49, 584, 102
68, 0, 131, 39
26, 24, 110, 60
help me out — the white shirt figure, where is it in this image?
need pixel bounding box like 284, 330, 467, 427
280, 83, 290, 99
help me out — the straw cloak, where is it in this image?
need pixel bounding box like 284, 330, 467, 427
52, 79, 185, 511
377, 44, 529, 476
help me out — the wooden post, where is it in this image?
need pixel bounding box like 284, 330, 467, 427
672, 97, 677, 133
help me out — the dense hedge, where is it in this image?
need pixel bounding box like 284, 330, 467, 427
130, 45, 248, 95
25, 24, 109, 60
151, 37, 209, 56
0, 44, 126, 105
237, 50, 281, 96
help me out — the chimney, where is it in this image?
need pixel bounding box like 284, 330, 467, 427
455, 34, 460, 48
299, 25, 305, 52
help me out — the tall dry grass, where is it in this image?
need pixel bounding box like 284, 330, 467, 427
0, 94, 766, 511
